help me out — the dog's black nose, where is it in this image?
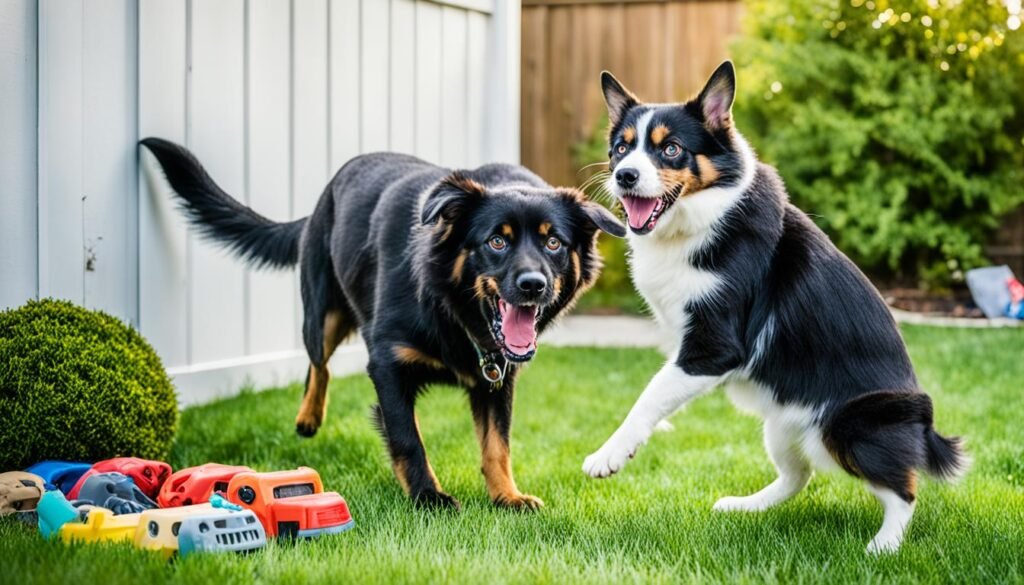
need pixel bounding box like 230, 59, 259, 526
615, 168, 639, 189
516, 272, 547, 294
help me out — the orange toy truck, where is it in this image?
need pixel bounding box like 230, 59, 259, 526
225, 467, 353, 538
157, 463, 253, 508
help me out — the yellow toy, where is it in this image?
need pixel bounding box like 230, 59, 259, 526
133, 504, 231, 559
60, 508, 141, 544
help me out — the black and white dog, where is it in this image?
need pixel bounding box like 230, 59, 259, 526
581, 62, 966, 552
141, 139, 625, 510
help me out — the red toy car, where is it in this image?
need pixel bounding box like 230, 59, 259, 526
226, 467, 353, 538
67, 458, 171, 501
157, 463, 253, 508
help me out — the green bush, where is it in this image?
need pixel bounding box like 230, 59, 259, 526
733, 0, 1024, 287
0, 299, 178, 470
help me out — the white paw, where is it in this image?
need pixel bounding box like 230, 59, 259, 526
712, 495, 766, 512
866, 535, 902, 555
582, 441, 636, 479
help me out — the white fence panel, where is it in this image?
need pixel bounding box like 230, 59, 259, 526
9, 0, 520, 405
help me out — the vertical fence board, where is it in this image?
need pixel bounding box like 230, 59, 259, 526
440, 6, 468, 167
390, 0, 417, 154
82, 0, 138, 324
139, 0, 189, 367
329, 0, 361, 170
37, 0, 85, 303
414, 1, 442, 163
466, 12, 487, 167
189, 0, 247, 362
293, 0, 329, 213
248, 0, 297, 355
361, 0, 390, 152
0, 0, 38, 310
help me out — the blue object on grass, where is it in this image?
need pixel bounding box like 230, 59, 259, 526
25, 461, 92, 494
209, 493, 243, 511
966, 265, 1015, 319
36, 490, 80, 538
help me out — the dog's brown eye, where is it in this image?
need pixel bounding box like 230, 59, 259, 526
616, 144, 628, 155
663, 143, 681, 158
545, 237, 562, 252
488, 235, 507, 251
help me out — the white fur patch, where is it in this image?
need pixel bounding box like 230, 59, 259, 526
614, 110, 662, 197
724, 377, 839, 472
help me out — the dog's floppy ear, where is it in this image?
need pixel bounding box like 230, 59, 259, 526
600, 71, 639, 128
696, 61, 736, 131
557, 188, 627, 238
421, 172, 486, 225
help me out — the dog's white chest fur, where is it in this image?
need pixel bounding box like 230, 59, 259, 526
628, 232, 718, 337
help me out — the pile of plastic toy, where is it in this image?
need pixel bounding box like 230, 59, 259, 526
0, 458, 354, 559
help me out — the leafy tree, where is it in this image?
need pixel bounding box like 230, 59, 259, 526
733, 0, 1024, 287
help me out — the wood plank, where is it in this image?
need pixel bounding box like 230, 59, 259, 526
390, 0, 417, 154
361, 0, 390, 152
82, 0, 138, 323
189, 0, 247, 363
247, 0, 297, 355
139, 0, 189, 367
37, 0, 85, 304
0, 0, 38, 310
414, 0, 443, 163
465, 11, 487, 166
329, 0, 360, 169
544, 6, 572, 186
440, 6, 468, 167
520, 6, 548, 180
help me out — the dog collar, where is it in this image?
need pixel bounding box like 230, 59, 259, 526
465, 332, 507, 392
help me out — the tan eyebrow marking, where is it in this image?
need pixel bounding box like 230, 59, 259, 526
622, 126, 636, 144
538, 222, 551, 236
650, 124, 670, 146
501, 224, 513, 238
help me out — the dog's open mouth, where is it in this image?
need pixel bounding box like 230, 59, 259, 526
620, 184, 682, 235
486, 299, 539, 362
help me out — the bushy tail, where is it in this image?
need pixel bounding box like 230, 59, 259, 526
140, 137, 306, 269
925, 429, 969, 481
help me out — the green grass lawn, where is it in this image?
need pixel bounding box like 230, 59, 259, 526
4, 325, 1024, 584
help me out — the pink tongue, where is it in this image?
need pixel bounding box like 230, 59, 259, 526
621, 196, 659, 229
499, 301, 538, 355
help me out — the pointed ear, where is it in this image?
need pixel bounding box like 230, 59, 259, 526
421, 172, 486, 225
601, 71, 640, 128
697, 61, 736, 130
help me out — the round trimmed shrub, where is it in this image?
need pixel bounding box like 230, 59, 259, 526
0, 299, 178, 470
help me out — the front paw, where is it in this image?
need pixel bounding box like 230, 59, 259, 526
494, 492, 545, 511
413, 489, 461, 511
582, 441, 637, 479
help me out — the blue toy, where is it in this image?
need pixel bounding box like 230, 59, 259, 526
25, 461, 92, 494
36, 490, 80, 538
209, 493, 243, 511
177, 509, 267, 559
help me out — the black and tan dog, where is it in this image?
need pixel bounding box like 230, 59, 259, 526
141, 139, 625, 509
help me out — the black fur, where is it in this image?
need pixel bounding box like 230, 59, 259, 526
140, 138, 623, 509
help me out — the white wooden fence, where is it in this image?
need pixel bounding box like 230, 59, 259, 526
0, 0, 521, 404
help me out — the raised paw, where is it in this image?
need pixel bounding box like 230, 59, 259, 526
494, 492, 545, 511
413, 489, 462, 511
582, 442, 635, 479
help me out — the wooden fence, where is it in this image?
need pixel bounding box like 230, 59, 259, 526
520, 0, 743, 187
